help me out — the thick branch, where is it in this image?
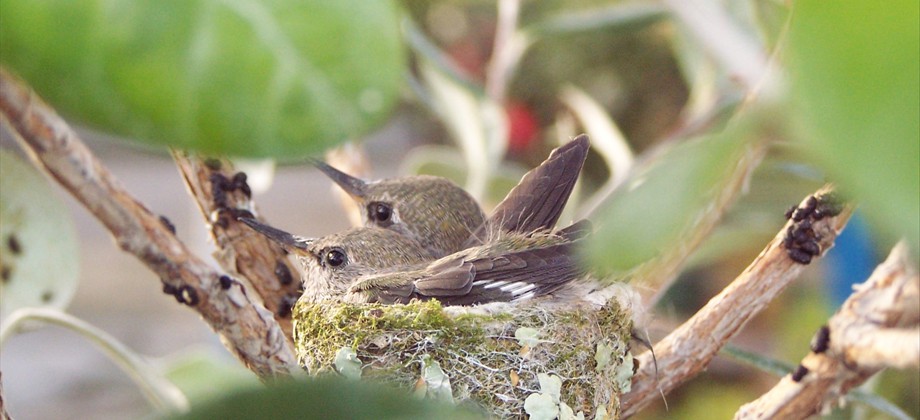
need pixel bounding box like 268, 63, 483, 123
622, 186, 852, 417
172, 152, 301, 345
0, 67, 299, 380
735, 241, 919, 419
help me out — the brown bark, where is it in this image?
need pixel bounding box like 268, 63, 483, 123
172, 152, 301, 345
0, 67, 298, 380
622, 186, 853, 417
735, 241, 919, 419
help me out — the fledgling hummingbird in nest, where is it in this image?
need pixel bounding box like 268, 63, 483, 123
344, 135, 592, 305
242, 135, 592, 306
237, 220, 432, 302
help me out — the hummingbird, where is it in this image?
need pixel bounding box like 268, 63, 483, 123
346, 219, 593, 305
312, 161, 485, 259
314, 134, 590, 256
237, 219, 432, 302
241, 135, 594, 306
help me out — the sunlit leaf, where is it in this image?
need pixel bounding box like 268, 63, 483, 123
0, 0, 405, 159
585, 123, 754, 273
0, 151, 79, 320
789, 0, 920, 256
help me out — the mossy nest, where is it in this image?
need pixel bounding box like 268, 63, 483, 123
292, 292, 635, 419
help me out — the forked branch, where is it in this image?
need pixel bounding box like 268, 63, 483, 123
0, 67, 298, 380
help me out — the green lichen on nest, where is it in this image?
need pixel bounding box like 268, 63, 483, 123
292, 298, 634, 419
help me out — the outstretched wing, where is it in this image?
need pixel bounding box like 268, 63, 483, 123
465, 135, 590, 246
352, 241, 584, 306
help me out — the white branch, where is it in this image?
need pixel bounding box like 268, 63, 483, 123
735, 241, 919, 419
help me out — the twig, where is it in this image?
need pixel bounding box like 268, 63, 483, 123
0, 372, 10, 420
0, 308, 189, 414
485, 0, 524, 103
735, 241, 919, 419
621, 185, 853, 417
172, 151, 302, 345
662, 0, 774, 95
0, 67, 299, 380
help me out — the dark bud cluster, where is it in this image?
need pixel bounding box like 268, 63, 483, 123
791, 364, 809, 382
210, 172, 256, 229
810, 325, 831, 354
162, 281, 199, 306
782, 194, 842, 264
159, 215, 177, 235
218, 274, 234, 290
231, 172, 252, 198
210, 171, 252, 208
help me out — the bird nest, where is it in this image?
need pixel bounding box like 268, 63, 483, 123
292, 289, 636, 419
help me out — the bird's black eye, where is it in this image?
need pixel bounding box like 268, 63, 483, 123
368, 202, 393, 225
323, 248, 347, 268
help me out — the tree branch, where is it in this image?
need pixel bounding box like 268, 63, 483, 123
0, 67, 299, 380
735, 241, 919, 419
622, 185, 852, 417
172, 151, 302, 345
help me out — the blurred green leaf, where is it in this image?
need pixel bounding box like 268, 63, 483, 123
789, 0, 920, 256
721, 344, 794, 377
686, 157, 825, 269
0, 151, 79, 320
164, 348, 260, 404
166, 377, 485, 420
585, 123, 752, 273
848, 390, 915, 420
0, 0, 405, 159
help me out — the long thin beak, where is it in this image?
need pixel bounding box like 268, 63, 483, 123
310, 159, 368, 198
238, 217, 312, 252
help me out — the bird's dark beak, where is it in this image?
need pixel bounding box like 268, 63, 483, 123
311, 159, 368, 199
238, 217, 312, 252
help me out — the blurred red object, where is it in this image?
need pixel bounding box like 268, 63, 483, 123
505, 101, 539, 154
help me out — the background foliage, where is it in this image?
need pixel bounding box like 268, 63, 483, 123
1, 0, 917, 418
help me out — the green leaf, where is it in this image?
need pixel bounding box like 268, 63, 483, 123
163, 348, 260, 404
720, 344, 794, 377
420, 355, 454, 403
523, 393, 558, 420
584, 124, 752, 273
789, 0, 920, 256
514, 326, 540, 348
0, 0, 406, 159
333, 347, 362, 380
166, 377, 485, 420
536, 373, 562, 404
0, 151, 79, 320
